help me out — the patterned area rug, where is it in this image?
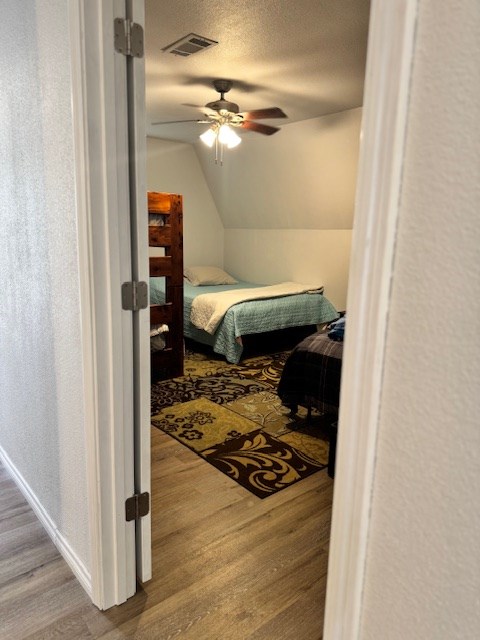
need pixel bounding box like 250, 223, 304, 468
151, 347, 334, 498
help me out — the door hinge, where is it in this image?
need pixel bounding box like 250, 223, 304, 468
125, 492, 150, 521
122, 281, 148, 311
114, 18, 144, 58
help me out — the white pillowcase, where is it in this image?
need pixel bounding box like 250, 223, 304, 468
184, 265, 238, 286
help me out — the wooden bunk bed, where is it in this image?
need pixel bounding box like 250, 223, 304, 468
148, 191, 184, 380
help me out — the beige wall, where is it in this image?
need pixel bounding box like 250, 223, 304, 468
359, 1, 480, 637
224, 229, 351, 310
147, 137, 224, 267
196, 108, 361, 230
0, 0, 90, 571
148, 107, 361, 309
195, 108, 361, 309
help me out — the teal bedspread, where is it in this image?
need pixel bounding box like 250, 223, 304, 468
150, 279, 338, 364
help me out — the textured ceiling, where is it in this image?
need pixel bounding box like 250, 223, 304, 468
145, 0, 371, 143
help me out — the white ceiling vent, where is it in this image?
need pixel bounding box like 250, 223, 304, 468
162, 33, 218, 57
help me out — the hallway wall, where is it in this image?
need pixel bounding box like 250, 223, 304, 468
0, 0, 90, 579
359, 1, 480, 637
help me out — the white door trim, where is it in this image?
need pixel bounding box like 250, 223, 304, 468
323, 1, 418, 637
69, 0, 136, 609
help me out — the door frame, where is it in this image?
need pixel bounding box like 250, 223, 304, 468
69, 0, 137, 609
323, 1, 418, 637
70, 0, 419, 621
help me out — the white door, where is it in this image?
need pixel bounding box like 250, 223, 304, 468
71, 0, 151, 608
111, 0, 152, 585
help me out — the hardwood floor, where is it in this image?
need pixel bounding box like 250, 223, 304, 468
0, 427, 333, 639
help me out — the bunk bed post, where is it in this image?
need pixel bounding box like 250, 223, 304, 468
167, 195, 184, 377
148, 192, 184, 380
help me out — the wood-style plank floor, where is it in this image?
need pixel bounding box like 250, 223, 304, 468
0, 427, 333, 640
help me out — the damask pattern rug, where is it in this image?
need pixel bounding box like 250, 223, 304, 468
151, 346, 334, 498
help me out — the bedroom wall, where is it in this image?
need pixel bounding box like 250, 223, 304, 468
196, 109, 362, 310
358, 1, 480, 638
224, 230, 351, 310
0, 0, 90, 576
146, 137, 224, 266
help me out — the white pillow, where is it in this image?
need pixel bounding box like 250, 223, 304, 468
184, 266, 238, 286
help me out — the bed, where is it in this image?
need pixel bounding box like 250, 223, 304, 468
277, 329, 344, 477
149, 277, 339, 364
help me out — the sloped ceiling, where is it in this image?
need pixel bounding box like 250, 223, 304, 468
145, 0, 371, 143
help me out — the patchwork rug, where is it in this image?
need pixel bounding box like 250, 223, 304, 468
151, 346, 334, 498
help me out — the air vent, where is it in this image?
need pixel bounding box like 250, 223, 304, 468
162, 33, 218, 57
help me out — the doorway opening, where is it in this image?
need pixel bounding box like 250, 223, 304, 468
141, 1, 371, 637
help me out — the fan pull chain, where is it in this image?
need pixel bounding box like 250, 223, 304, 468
214, 136, 225, 165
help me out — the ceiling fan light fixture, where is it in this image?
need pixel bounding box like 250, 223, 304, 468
199, 127, 217, 147
218, 124, 241, 148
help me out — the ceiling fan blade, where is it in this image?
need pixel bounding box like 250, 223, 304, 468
240, 121, 280, 135
239, 107, 287, 120
151, 119, 208, 125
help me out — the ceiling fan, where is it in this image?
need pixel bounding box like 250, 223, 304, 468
151, 79, 288, 138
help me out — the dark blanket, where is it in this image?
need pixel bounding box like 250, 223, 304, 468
277, 331, 343, 414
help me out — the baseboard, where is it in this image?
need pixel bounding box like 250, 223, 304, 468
0, 445, 92, 599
